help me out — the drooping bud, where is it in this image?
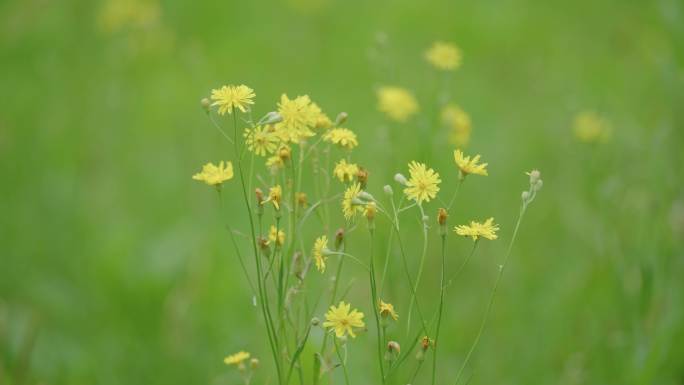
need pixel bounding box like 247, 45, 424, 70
394, 173, 408, 186
335, 112, 348, 126
258, 111, 282, 125
200, 98, 211, 113
387, 340, 401, 354
383, 185, 394, 196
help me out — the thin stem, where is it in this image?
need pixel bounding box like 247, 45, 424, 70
447, 178, 463, 211
453, 205, 527, 385
285, 324, 312, 385
431, 233, 447, 385
407, 204, 428, 336
368, 229, 386, 383
333, 338, 351, 385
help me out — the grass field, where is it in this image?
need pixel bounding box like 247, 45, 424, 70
1, 0, 683, 384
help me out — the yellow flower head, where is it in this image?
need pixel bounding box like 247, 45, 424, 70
379, 300, 398, 321
310, 102, 333, 130
266, 155, 284, 173
454, 149, 488, 177
268, 225, 286, 247
210, 85, 255, 115
573, 111, 611, 143
192, 161, 234, 186
263, 185, 283, 210
276, 94, 317, 142
364, 201, 377, 221
454, 217, 499, 241
224, 351, 250, 366
244, 126, 279, 156
333, 159, 360, 182
442, 104, 472, 147
323, 128, 358, 150
425, 41, 462, 71
313, 235, 328, 273
403, 161, 441, 204
323, 301, 365, 338
342, 182, 364, 219
377, 86, 419, 122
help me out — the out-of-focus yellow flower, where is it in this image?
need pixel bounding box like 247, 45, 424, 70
192, 161, 234, 186
442, 104, 472, 147
333, 159, 360, 182
342, 182, 364, 219
323, 301, 365, 338
268, 225, 285, 246
454, 149, 488, 177
573, 111, 611, 143
244, 126, 279, 156
313, 235, 328, 273
310, 102, 333, 130
98, 0, 161, 33
224, 351, 250, 365
377, 86, 419, 122
266, 155, 284, 173
263, 185, 283, 210
403, 161, 441, 204
425, 41, 462, 71
323, 128, 358, 150
276, 94, 317, 142
454, 218, 499, 241
379, 300, 398, 320
364, 201, 377, 221
210, 85, 255, 115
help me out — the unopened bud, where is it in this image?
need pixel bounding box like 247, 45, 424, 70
335, 228, 345, 249
387, 341, 401, 354
383, 185, 394, 196
200, 98, 211, 112
335, 112, 348, 126
357, 167, 369, 188
311, 317, 320, 326
437, 208, 448, 226
278, 146, 291, 162
250, 358, 259, 369
421, 336, 432, 351
296, 192, 308, 208
521, 191, 530, 201
527, 169, 541, 185
364, 202, 377, 222
358, 191, 374, 201
394, 173, 408, 186
259, 111, 282, 125
534, 179, 543, 192
255, 188, 264, 204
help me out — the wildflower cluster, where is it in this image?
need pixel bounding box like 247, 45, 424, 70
192, 42, 542, 385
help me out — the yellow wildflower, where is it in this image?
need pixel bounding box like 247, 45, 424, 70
379, 300, 398, 320
224, 351, 250, 365
454, 217, 499, 241
442, 104, 472, 147
403, 161, 441, 204
342, 182, 364, 219
244, 126, 279, 156
313, 235, 328, 273
323, 301, 365, 338
276, 94, 317, 142
425, 41, 462, 71
263, 185, 282, 210
323, 128, 358, 150
192, 161, 234, 186
453, 149, 488, 177
377, 86, 419, 122
333, 159, 360, 182
266, 155, 284, 173
573, 111, 611, 143
210, 85, 255, 115
268, 225, 285, 246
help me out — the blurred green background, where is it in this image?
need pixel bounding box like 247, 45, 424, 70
1, 0, 683, 384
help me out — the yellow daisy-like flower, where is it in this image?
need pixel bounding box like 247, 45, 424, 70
454, 217, 499, 241
266, 155, 284, 173
342, 182, 364, 220
425, 41, 462, 71
244, 126, 279, 156
210, 85, 255, 115
323, 128, 358, 150
333, 159, 360, 182
323, 301, 365, 338
224, 351, 250, 365
573, 111, 612, 143
313, 235, 328, 273
379, 300, 398, 321
442, 104, 472, 147
377, 86, 419, 122
403, 161, 441, 204
192, 161, 234, 186
263, 185, 282, 210
453, 149, 488, 177
276, 94, 317, 142
268, 225, 285, 247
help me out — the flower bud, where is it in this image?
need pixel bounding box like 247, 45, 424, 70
521, 191, 530, 201
258, 111, 282, 125
387, 341, 400, 354
357, 167, 369, 188
383, 185, 394, 196
311, 317, 320, 326
296, 192, 308, 208
420, 336, 432, 351
278, 146, 291, 162
527, 169, 541, 185
534, 179, 543, 192
335, 228, 345, 249
394, 173, 408, 186
358, 191, 375, 201
335, 112, 348, 126
437, 208, 448, 226
200, 98, 211, 112
364, 202, 377, 222
255, 188, 264, 205
250, 358, 259, 369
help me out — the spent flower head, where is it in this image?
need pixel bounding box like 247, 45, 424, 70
263, 185, 283, 210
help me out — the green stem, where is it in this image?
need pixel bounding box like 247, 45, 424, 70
368, 229, 386, 383
333, 338, 351, 385
453, 205, 527, 385
407, 204, 428, 336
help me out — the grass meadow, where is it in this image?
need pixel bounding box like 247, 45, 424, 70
1, 0, 683, 384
